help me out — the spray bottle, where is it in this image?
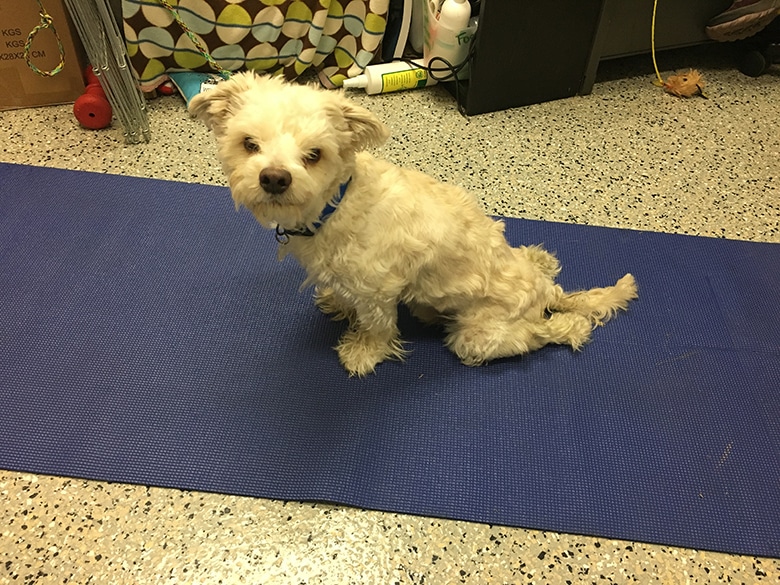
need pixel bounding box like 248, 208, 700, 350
342, 59, 437, 95
425, 0, 473, 80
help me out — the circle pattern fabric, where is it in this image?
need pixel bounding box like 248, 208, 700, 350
123, 0, 390, 91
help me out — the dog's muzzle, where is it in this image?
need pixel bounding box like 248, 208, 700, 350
259, 167, 292, 195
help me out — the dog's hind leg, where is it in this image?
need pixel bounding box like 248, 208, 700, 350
444, 306, 592, 366
514, 245, 561, 279
549, 273, 638, 326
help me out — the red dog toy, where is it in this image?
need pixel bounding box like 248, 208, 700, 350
73, 67, 113, 129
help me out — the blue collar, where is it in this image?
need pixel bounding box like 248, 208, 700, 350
275, 178, 351, 243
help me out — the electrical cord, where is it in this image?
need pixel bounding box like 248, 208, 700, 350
397, 39, 477, 117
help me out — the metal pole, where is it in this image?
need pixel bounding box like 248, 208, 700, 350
63, 0, 150, 143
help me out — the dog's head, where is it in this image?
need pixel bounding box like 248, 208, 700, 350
189, 72, 389, 230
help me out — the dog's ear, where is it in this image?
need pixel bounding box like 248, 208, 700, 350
338, 99, 390, 151
188, 72, 255, 133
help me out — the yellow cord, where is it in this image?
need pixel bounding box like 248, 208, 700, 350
156, 0, 231, 79
651, 0, 664, 86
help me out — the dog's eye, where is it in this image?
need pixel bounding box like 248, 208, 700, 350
243, 137, 260, 153
304, 148, 322, 164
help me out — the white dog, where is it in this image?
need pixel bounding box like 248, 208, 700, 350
190, 72, 637, 376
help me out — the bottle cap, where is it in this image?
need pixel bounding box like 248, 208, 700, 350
342, 75, 368, 89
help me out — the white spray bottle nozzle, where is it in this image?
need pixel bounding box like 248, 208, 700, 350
342, 75, 368, 89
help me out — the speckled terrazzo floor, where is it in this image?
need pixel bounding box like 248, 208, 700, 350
1, 45, 779, 583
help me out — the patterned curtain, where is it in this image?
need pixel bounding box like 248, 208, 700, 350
123, 0, 389, 91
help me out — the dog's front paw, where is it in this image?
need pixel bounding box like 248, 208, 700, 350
336, 329, 406, 377
314, 287, 355, 323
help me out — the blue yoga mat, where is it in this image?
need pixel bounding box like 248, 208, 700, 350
1, 162, 778, 558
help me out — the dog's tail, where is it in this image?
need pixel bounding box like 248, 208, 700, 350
550, 274, 638, 326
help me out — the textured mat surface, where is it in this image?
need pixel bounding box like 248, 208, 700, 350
1, 163, 778, 557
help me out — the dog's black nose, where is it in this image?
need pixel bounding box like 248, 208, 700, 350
259, 168, 292, 195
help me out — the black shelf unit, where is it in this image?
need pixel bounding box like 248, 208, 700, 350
455, 0, 732, 114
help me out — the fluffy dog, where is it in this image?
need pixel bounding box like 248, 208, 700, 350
189, 72, 637, 376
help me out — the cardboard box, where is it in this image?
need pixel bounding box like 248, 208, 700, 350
0, 0, 86, 110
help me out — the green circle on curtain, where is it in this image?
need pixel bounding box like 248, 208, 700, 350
334, 36, 356, 68
174, 34, 208, 69
364, 12, 385, 35
216, 4, 252, 44
282, 1, 314, 39
141, 58, 166, 83
247, 43, 279, 70
323, 0, 344, 35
